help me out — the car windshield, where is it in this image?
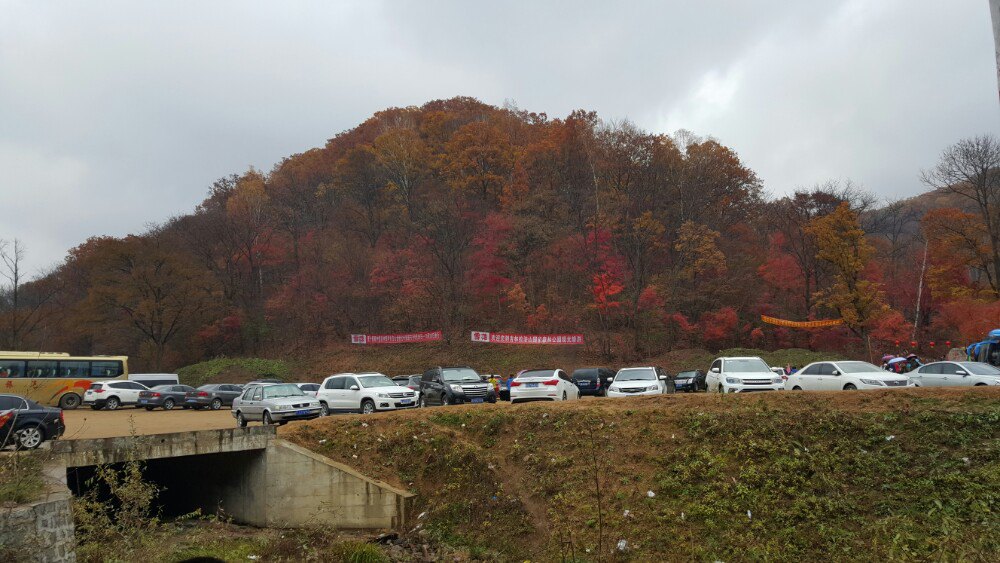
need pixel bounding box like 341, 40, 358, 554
572, 370, 598, 380
357, 375, 395, 388
675, 371, 698, 379
442, 368, 481, 383
960, 362, 1000, 375
197, 385, 218, 391
615, 368, 656, 381
262, 384, 305, 399
518, 370, 555, 379
725, 359, 771, 373
836, 361, 883, 374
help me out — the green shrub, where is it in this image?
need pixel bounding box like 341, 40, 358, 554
176, 357, 293, 386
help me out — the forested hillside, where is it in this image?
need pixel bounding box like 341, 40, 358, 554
2, 97, 998, 370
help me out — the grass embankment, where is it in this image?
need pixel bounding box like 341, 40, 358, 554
287, 388, 1000, 561
178, 346, 832, 385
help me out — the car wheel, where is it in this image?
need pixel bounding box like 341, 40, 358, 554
361, 399, 376, 415
263, 411, 275, 425
320, 402, 330, 416
145, 407, 155, 411
15, 425, 44, 450
236, 411, 247, 428
163, 398, 175, 410
974, 382, 987, 386
792, 386, 802, 391
718, 385, 724, 394
105, 396, 120, 410
59, 393, 82, 410
844, 384, 857, 391
442, 395, 452, 406
211, 398, 223, 410
561, 391, 567, 401
90, 404, 101, 411
417, 395, 426, 408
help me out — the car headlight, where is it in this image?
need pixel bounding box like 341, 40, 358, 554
646, 385, 659, 391
450, 384, 463, 392
609, 386, 620, 392
859, 379, 885, 386
725, 377, 740, 385
772, 376, 784, 384
377, 393, 389, 398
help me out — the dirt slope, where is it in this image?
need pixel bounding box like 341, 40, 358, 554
286, 388, 1000, 561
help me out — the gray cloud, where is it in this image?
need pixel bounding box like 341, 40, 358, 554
1, 0, 998, 276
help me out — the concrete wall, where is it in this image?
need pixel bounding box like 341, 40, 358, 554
52, 426, 274, 467
0, 464, 76, 563
259, 440, 414, 529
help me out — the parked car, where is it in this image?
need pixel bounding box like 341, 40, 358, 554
571, 367, 616, 397
232, 383, 322, 427
510, 369, 580, 403
247, 378, 283, 385
770, 367, 788, 380
0, 394, 65, 450
138, 384, 195, 410
185, 384, 244, 410
706, 357, 784, 393
418, 366, 496, 407
83, 380, 150, 410
296, 383, 321, 397
606, 367, 675, 397
908, 361, 1000, 387
392, 375, 421, 392
786, 361, 911, 391
316, 373, 417, 415
673, 370, 706, 392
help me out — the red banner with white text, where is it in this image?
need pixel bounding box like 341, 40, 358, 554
350, 331, 442, 345
470, 331, 584, 345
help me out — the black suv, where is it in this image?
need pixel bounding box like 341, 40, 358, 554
571, 367, 616, 396
419, 366, 496, 406
674, 370, 707, 392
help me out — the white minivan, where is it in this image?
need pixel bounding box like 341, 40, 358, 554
316, 372, 417, 415
705, 357, 784, 393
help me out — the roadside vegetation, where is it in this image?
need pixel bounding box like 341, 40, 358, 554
289, 388, 1000, 561
177, 357, 295, 387
0, 451, 45, 504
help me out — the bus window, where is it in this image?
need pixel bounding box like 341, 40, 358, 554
58, 361, 91, 377
0, 360, 24, 378
26, 360, 58, 378
91, 361, 123, 377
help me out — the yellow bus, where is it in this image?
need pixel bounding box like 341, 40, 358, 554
0, 352, 129, 409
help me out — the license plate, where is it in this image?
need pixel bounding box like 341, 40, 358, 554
138, 399, 147, 404
295, 409, 310, 415
471, 398, 484, 403
400, 399, 412, 404
526, 383, 539, 388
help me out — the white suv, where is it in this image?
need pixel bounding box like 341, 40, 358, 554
316, 372, 417, 415
83, 380, 149, 410
606, 367, 674, 397
705, 357, 784, 393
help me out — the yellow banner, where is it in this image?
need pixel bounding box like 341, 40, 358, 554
760, 315, 843, 329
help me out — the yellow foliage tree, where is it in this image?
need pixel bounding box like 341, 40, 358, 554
806, 203, 886, 343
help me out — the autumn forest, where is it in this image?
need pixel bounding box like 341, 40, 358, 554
2, 97, 999, 370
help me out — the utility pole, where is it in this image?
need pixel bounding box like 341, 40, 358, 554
991, 0, 1000, 100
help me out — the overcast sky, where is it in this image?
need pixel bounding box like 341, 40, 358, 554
2, 0, 999, 277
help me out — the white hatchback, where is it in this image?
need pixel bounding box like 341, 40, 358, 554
785, 361, 911, 391
606, 367, 673, 397
510, 369, 580, 403
316, 373, 417, 415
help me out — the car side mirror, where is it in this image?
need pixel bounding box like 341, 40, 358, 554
658, 375, 668, 381
831, 370, 840, 376
350, 385, 360, 391
606, 377, 614, 383
956, 370, 968, 376
710, 368, 720, 373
